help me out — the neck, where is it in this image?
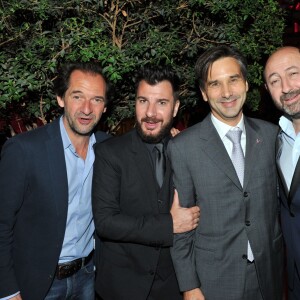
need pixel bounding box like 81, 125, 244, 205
68, 132, 90, 160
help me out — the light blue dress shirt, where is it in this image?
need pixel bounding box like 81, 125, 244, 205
59, 117, 96, 263
278, 115, 300, 191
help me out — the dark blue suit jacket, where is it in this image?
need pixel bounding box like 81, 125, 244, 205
277, 130, 300, 290
0, 117, 109, 300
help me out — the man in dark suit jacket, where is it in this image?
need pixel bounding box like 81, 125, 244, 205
168, 46, 284, 300
265, 46, 300, 300
0, 62, 109, 300
92, 65, 200, 300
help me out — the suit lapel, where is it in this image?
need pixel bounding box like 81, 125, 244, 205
45, 119, 69, 231
289, 156, 300, 202
243, 117, 264, 190
200, 116, 242, 189
276, 131, 289, 200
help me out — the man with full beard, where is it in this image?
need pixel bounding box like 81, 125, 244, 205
264, 46, 300, 300
92, 65, 200, 300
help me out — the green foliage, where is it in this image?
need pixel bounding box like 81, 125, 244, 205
0, 0, 285, 131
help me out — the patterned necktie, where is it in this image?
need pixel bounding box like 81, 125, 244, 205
226, 128, 254, 261
226, 128, 244, 186
154, 143, 165, 187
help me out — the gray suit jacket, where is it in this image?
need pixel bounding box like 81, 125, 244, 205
168, 114, 283, 300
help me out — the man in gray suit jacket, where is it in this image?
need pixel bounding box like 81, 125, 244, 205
168, 46, 284, 300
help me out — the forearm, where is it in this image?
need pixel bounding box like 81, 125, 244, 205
93, 210, 173, 247
171, 230, 200, 291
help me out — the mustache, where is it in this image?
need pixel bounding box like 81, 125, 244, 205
280, 89, 300, 102
141, 117, 161, 123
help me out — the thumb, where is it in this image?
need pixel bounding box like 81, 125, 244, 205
173, 189, 180, 207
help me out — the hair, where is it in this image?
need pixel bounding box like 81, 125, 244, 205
53, 61, 109, 103
195, 45, 248, 91
134, 64, 181, 100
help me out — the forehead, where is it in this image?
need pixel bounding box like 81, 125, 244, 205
265, 49, 300, 78
137, 80, 174, 99
68, 70, 106, 91
207, 57, 242, 80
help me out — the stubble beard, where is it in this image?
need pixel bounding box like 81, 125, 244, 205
279, 89, 300, 119
64, 112, 97, 136
135, 117, 173, 143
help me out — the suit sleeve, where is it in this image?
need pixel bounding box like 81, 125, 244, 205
167, 139, 201, 291
92, 143, 173, 247
0, 138, 26, 297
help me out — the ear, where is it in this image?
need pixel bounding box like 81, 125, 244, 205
57, 96, 65, 108
245, 81, 249, 92
264, 83, 269, 91
173, 100, 180, 117
201, 90, 208, 102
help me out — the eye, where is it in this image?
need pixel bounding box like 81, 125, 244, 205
158, 100, 167, 105
270, 79, 280, 86
230, 77, 238, 83
93, 97, 104, 103
209, 81, 219, 88
72, 95, 82, 100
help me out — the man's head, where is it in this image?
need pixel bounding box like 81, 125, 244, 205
135, 65, 180, 143
264, 46, 300, 119
53, 62, 108, 138
195, 45, 249, 126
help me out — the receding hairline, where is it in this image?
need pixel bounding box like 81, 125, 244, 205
264, 46, 300, 81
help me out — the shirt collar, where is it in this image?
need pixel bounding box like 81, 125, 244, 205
279, 115, 297, 140
211, 113, 245, 139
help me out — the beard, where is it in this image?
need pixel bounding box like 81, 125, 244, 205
279, 88, 300, 119
135, 116, 173, 143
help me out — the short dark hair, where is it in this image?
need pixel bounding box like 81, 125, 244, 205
53, 62, 109, 103
195, 45, 248, 91
135, 64, 180, 100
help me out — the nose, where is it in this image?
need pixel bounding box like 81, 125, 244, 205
145, 102, 157, 117
81, 99, 92, 115
281, 77, 293, 94
221, 83, 233, 99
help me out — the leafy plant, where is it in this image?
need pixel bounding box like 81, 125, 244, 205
0, 0, 285, 133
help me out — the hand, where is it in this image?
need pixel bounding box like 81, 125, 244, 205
170, 127, 180, 137
170, 189, 200, 233
183, 288, 205, 300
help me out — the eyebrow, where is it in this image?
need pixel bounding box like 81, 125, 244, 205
136, 96, 170, 102
268, 66, 299, 79
207, 74, 241, 85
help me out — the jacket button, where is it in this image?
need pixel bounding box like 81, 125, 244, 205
158, 199, 163, 204
290, 211, 295, 217
245, 220, 250, 226
242, 254, 247, 260
243, 192, 248, 197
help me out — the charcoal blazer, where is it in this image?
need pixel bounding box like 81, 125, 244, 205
277, 130, 300, 290
0, 118, 108, 300
92, 129, 179, 300
168, 114, 284, 300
